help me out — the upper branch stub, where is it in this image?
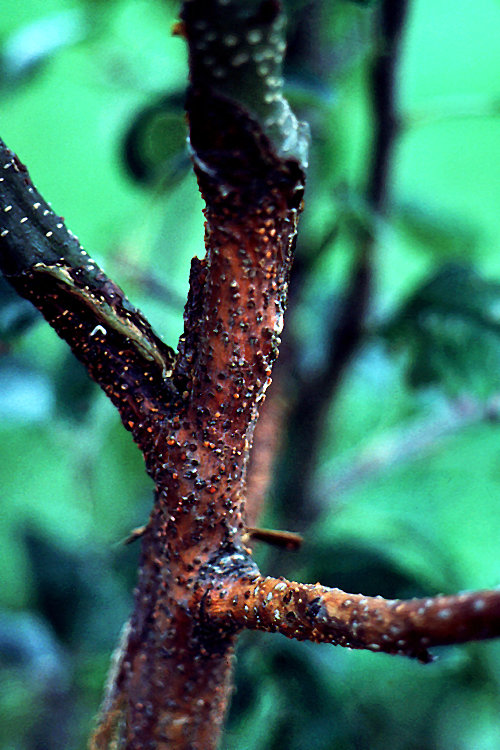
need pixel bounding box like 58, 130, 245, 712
182, 0, 309, 205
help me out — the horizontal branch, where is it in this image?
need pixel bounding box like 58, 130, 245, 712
203, 575, 500, 663
0, 140, 177, 441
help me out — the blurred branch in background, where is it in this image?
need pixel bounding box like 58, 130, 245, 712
313, 392, 500, 511
252, 0, 409, 528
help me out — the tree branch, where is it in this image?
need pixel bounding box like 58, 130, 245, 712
367, 0, 408, 208
0, 141, 177, 445
244, 376, 289, 527
89, 2, 309, 748
204, 575, 500, 664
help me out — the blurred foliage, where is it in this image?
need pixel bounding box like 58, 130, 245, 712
382, 263, 500, 393
1, 0, 500, 749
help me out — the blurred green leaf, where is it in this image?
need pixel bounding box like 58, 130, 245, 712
381, 263, 500, 393
393, 201, 479, 260
0, 9, 89, 89
54, 352, 97, 423
122, 91, 190, 187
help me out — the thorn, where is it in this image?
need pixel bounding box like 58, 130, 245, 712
416, 649, 436, 665
120, 525, 148, 546
172, 21, 187, 39
243, 527, 303, 551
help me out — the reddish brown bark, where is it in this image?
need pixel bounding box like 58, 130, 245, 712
102, 153, 305, 747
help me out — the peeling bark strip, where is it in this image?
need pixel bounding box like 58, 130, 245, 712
203, 577, 500, 664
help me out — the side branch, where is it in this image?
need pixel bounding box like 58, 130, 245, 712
204, 576, 500, 663
0, 141, 177, 439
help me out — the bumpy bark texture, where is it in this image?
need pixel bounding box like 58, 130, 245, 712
204, 577, 500, 664
1, 2, 500, 750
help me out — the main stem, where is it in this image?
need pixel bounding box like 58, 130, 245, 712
108, 182, 303, 750
93, 2, 307, 748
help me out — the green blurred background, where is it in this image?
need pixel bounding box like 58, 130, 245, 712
1, 0, 500, 748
